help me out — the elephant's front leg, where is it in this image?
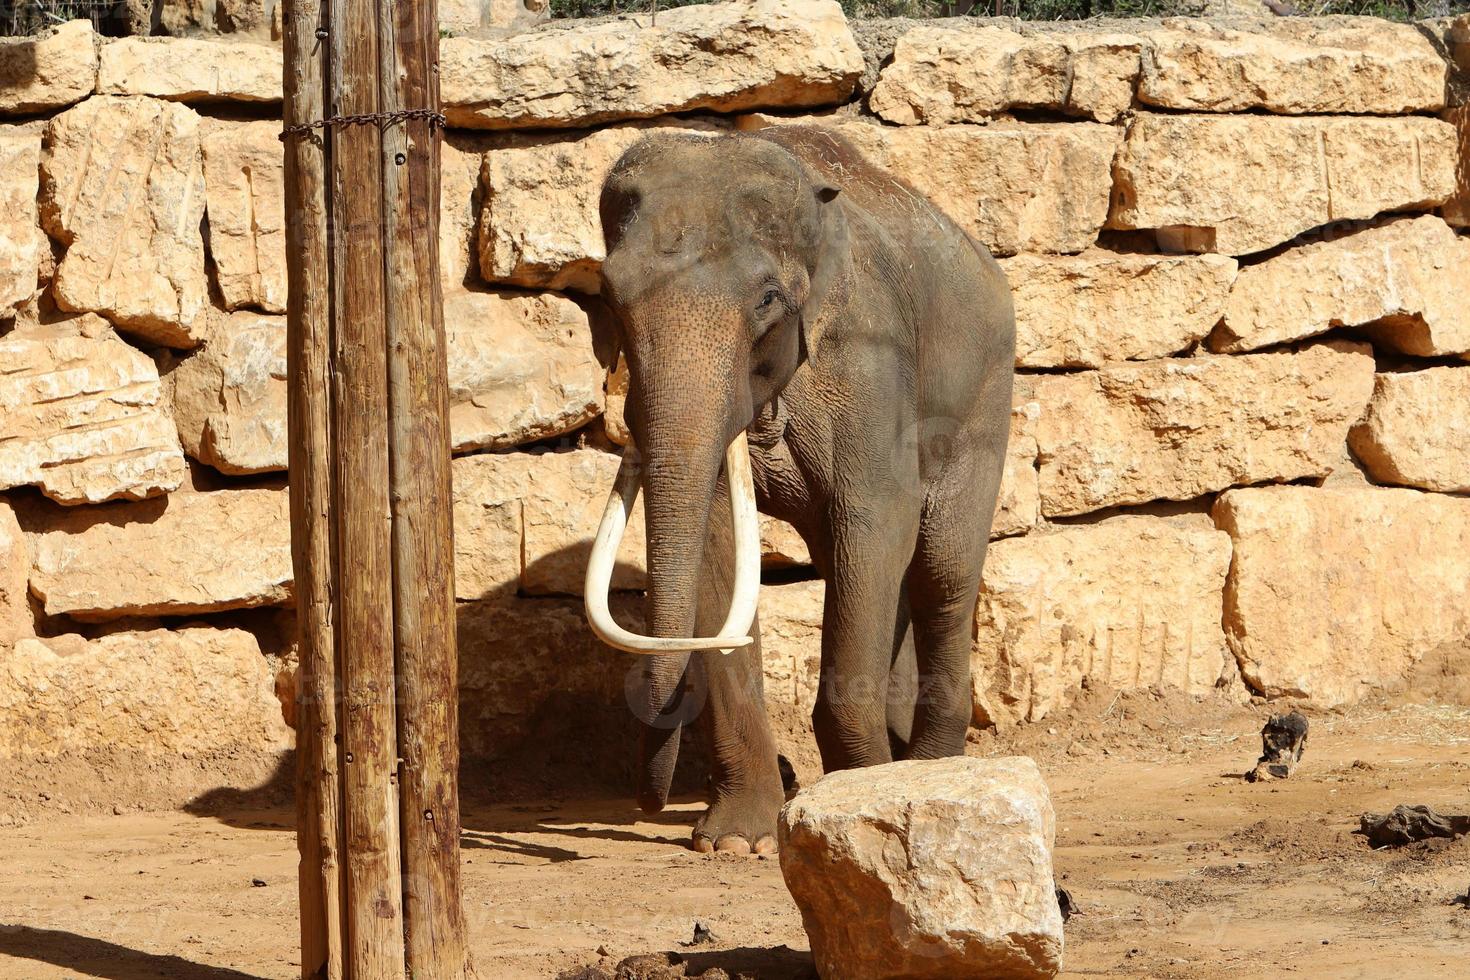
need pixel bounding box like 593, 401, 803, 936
813, 510, 919, 771
687, 477, 785, 855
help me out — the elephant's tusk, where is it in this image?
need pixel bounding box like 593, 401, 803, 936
584, 433, 762, 656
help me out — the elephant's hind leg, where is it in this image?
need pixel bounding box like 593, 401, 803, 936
903, 436, 1006, 760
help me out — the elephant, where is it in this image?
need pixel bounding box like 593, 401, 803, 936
581, 125, 1015, 855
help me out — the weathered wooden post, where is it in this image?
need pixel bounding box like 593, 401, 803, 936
282, 0, 471, 974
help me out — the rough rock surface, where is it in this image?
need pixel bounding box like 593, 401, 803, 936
0, 626, 291, 761
202, 119, 287, 313
440, 0, 863, 130
440, 0, 548, 35
98, 37, 283, 103
996, 398, 1041, 539
1214, 216, 1470, 356
158, 0, 281, 36
871, 24, 1141, 124
0, 500, 32, 646
0, 21, 98, 116
1139, 19, 1448, 115
1444, 105, 1470, 229
444, 288, 603, 452
27, 487, 292, 621
0, 126, 42, 318
760, 580, 824, 711
166, 310, 287, 476
1214, 485, 1470, 707
0, 312, 186, 505
40, 96, 208, 349
478, 120, 724, 292
1032, 341, 1375, 516
1109, 113, 1457, 255
745, 115, 1122, 256
974, 515, 1232, 727
1349, 367, 1470, 494
441, 134, 495, 289
781, 756, 1063, 980
166, 293, 600, 474
1001, 251, 1237, 368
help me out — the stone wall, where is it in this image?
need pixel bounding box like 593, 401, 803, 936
2, 3, 1469, 804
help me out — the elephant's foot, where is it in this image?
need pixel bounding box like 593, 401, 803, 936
691, 780, 783, 856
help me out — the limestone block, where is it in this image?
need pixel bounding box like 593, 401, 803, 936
98, 36, 283, 103
0, 125, 42, 318
0, 499, 32, 646
745, 114, 1122, 256
40, 96, 208, 349
1214, 485, 1470, 706
871, 24, 1141, 124
441, 0, 863, 130
780, 756, 1063, 980
201, 118, 286, 313
1001, 251, 1236, 368
1109, 113, 1457, 255
1032, 341, 1375, 516
974, 515, 1231, 727
1349, 367, 1470, 494
0, 626, 291, 760
0, 21, 98, 116
1214, 216, 1470, 357
0, 312, 186, 505
1139, 19, 1448, 115
27, 487, 292, 621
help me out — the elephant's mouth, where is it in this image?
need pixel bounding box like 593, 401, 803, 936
583, 432, 762, 656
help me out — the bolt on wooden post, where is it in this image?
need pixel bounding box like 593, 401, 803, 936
282, 0, 472, 975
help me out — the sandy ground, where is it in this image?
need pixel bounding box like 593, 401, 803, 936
1, 696, 1468, 979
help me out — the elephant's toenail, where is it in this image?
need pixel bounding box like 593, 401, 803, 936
753, 836, 779, 856
715, 835, 752, 856
691, 835, 715, 854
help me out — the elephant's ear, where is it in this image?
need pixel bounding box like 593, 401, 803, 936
583, 293, 622, 371
800, 183, 848, 364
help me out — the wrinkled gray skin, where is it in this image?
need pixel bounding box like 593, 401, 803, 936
593, 126, 1014, 854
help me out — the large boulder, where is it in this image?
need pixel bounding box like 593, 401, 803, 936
167, 292, 602, 474
0, 125, 43, 318
781, 756, 1063, 980
0, 500, 32, 647
0, 625, 291, 761
870, 24, 1141, 125
1001, 251, 1237, 369
26, 487, 292, 621
97, 36, 283, 103
1138, 19, 1448, 115
1032, 341, 1375, 517
974, 515, 1232, 727
202, 119, 287, 313
1213, 216, 1470, 357
1109, 113, 1457, 255
40, 96, 209, 349
1214, 485, 1470, 706
746, 115, 1121, 257
1349, 367, 1470, 494
0, 21, 98, 116
0, 312, 186, 505
440, 0, 863, 130
478, 120, 725, 293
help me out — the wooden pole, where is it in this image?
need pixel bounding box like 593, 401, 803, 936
283, 0, 471, 973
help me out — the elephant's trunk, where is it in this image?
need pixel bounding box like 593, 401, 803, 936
633, 420, 725, 813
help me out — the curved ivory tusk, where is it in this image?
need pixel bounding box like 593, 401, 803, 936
584, 432, 762, 656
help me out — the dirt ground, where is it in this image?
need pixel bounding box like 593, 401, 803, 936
1, 690, 1467, 979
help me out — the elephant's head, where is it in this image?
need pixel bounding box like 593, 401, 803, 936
582, 131, 847, 813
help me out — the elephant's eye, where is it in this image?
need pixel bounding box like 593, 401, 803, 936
758, 288, 781, 309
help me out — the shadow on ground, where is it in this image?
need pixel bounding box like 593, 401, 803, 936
0, 925, 267, 980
